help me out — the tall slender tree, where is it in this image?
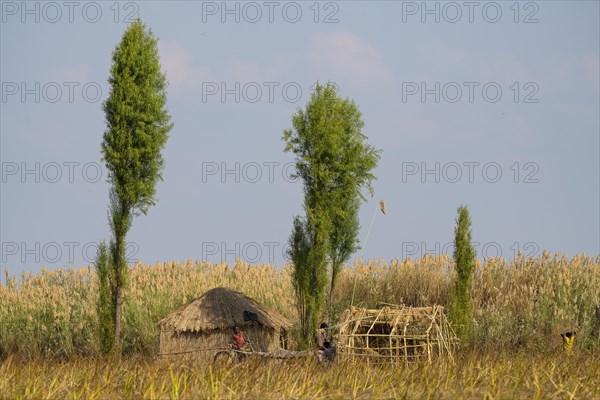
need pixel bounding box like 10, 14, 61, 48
449, 205, 476, 342
283, 82, 380, 342
101, 19, 173, 350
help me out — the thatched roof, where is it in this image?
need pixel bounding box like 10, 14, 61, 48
158, 287, 292, 333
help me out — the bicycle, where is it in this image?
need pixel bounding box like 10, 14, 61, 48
213, 340, 254, 366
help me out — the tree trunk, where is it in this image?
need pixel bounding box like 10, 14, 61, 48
328, 266, 333, 326
327, 290, 332, 327
114, 285, 121, 351
113, 232, 123, 351
328, 260, 338, 327
112, 206, 128, 352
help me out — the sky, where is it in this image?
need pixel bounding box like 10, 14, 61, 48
1, 1, 599, 277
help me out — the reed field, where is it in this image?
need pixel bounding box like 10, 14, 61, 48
1, 351, 599, 399
1, 253, 600, 398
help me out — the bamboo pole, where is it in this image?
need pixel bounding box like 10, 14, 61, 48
336, 305, 456, 363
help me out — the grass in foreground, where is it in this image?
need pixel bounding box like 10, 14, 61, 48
1, 351, 598, 399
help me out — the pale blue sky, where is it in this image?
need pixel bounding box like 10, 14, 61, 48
1, 1, 599, 276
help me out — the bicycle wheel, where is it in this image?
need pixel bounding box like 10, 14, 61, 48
213, 350, 235, 367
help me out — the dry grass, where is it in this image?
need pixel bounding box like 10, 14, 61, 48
1, 351, 598, 399
1, 253, 600, 398
1, 253, 599, 356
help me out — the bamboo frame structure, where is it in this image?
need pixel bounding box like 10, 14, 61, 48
337, 305, 458, 364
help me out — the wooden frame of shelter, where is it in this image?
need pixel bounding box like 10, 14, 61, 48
337, 305, 458, 364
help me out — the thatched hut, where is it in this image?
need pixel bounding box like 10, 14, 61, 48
337, 305, 457, 363
158, 287, 292, 359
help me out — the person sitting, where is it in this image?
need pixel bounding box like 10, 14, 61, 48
230, 325, 249, 351
315, 323, 328, 361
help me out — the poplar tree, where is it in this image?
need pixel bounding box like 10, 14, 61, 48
100, 19, 173, 350
449, 205, 476, 342
283, 82, 380, 342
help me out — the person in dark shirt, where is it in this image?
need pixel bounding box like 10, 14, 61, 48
322, 341, 336, 364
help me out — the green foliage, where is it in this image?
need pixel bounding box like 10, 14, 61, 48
303, 206, 330, 338
95, 241, 115, 353
102, 18, 173, 217
108, 188, 132, 289
283, 82, 380, 340
286, 216, 312, 349
101, 18, 173, 349
449, 205, 477, 342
